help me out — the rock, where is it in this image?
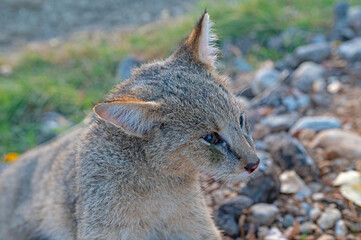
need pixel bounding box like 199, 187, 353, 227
345, 220, 361, 232
116, 56, 141, 81
312, 34, 327, 43
332, 2, 354, 41
255, 140, 268, 151
252, 123, 271, 141
301, 202, 311, 215
313, 79, 327, 92
294, 42, 331, 63
310, 206, 321, 221
258, 226, 270, 239
308, 182, 323, 193
280, 170, 310, 194
283, 214, 294, 228
215, 214, 239, 237
327, 81, 343, 94
282, 96, 298, 111
239, 171, 280, 204
37, 112, 72, 144
311, 129, 361, 160
335, 219, 348, 236
291, 62, 325, 93
264, 227, 287, 240
317, 234, 335, 240
251, 68, 281, 95
250, 203, 279, 226
214, 195, 253, 237
232, 57, 252, 73
334, 1, 349, 26
311, 92, 332, 108
348, 6, 361, 34
250, 85, 288, 108
300, 221, 318, 234
338, 37, 361, 62
265, 133, 319, 179
312, 193, 325, 201
261, 113, 299, 132
317, 208, 342, 230
267, 27, 310, 52
297, 94, 311, 108
289, 116, 342, 135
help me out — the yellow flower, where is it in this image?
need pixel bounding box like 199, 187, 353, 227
4, 153, 19, 163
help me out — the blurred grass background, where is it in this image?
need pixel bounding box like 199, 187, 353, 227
1, 0, 360, 156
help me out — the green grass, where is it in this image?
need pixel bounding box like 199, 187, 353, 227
1, 0, 361, 157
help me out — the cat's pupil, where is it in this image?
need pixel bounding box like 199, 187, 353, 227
240, 114, 244, 128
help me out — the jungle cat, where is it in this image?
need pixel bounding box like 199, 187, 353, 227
0, 12, 260, 240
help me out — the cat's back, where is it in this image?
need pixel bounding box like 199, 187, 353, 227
0, 126, 83, 238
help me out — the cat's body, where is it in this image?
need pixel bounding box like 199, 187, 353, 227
0, 13, 259, 240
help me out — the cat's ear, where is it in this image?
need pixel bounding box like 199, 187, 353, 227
176, 11, 218, 68
93, 98, 161, 138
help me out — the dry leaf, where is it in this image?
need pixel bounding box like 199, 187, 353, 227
333, 171, 361, 186
340, 183, 361, 207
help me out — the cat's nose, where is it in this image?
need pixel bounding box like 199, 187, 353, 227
244, 158, 260, 174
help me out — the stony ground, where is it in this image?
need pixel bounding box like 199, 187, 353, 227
0, 0, 196, 50
200, 5, 361, 239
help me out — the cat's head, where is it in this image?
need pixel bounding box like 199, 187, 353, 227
94, 12, 259, 181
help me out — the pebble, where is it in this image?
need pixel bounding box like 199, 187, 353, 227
311, 129, 361, 160
317, 234, 335, 240
294, 42, 331, 63
239, 171, 280, 204
291, 62, 325, 93
310, 206, 322, 221
38, 111, 72, 144
338, 37, 361, 62
308, 182, 323, 193
300, 221, 318, 234
261, 113, 298, 132
258, 226, 270, 239
349, 6, 361, 34
252, 123, 271, 141
283, 214, 294, 228
312, 193, 325, 201
327, 81, 342, 94
250, 203, 279, 226
317, 208, 342, 230
280, 170, 309, 194
265, 133, 319, 179
282, 95, 299, 111
335, 219, 348, 236
214, 195, 253, 237
332, 1, 354, 40
116, 56, 141, 81
289, 116, 342, 135
251, 67, 281, 95
232, 57, 252, 73
264, 227, 287, 240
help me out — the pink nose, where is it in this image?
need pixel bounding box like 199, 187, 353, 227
244, 159, 260, 174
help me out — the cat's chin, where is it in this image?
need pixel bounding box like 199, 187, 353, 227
223, 172, 252, 182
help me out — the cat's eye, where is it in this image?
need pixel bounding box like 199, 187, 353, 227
240, 114, 244, 128
202, 132, 227, 147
